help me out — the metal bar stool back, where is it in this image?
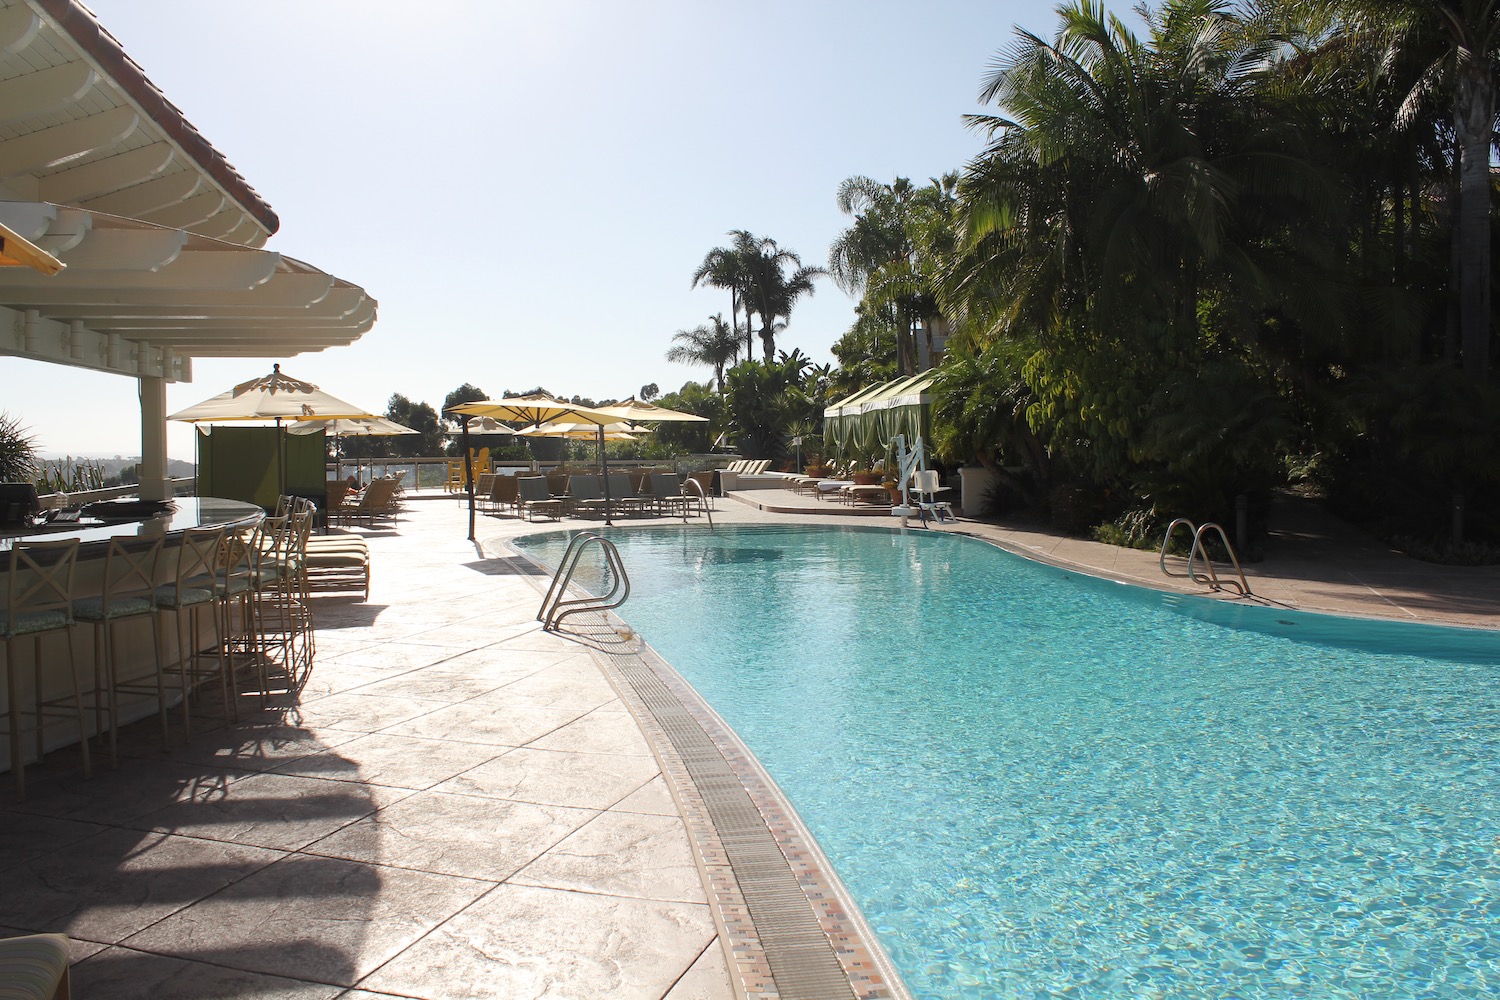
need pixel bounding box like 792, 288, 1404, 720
72, 534, 164, 764
2, 539, 90, 798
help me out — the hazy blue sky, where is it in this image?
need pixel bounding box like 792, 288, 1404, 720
9, 0, 1067, 459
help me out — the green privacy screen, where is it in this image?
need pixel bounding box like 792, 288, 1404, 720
196, 426, 326, 509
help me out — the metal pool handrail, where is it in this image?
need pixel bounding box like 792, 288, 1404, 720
537, 531, 631, 630
681, 476, 713, 528
1160, 517, 1251, 595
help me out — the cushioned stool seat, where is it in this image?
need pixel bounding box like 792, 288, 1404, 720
0, 932, 71, 1000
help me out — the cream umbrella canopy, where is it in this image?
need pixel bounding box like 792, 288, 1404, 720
445, 394, 624, 537
286, 417, 417, 484
514, 421, 641, 441
593, 398, 709, 428
169, 364, 384, 500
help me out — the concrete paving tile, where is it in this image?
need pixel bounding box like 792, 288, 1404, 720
124, 854, 493, 988
475, 664, 619, 712
318, 641, 467, 672
527, 708, 656, 756
382, 702, 585, 747
486, 628, 580, 654
511, 811, 707, 904
169, 723, 363, 774
0, 828, 282, 943
71, 945, 345, 999
663, 940, 736, 1000
0, 812, 111, 873
307, 789, 594, 881
6, 759, 248, 825
131, 772, 408, 851
288, 692, 449, 732
352, 668, 509, 704
293, 662, 393, 700
359, 882, 716, 1000
437, 645, 578, 674
612, 775, 680, 817
434, 747, 659, 811
0, 925, 108, 963
272, 734, 505, 790
403, 622, 529, 648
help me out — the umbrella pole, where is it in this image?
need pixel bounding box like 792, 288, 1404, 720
597, 426, 613, 527
276, 416, 286, 508
462, 416, 476, 540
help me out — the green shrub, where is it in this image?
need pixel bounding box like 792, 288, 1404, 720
0, 411, 37, 484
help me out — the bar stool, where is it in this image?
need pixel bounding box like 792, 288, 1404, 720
0, 932, 70, 1000
213, 525, 259, 712
1, 539, 91, 799
249, 513, 293, 690
72, 535, 164, 765
154, 527, 229, 738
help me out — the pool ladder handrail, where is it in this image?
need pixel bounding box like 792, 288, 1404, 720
680, 476, 713, 528
537, 531, 631, 630
1160, 517, 1251, 595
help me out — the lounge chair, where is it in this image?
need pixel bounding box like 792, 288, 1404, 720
487, 474, 519, 516
649, 472, 693, 517
303, 533, 370, 599
516, 476, 563, 521
606, 472, 650, 517
474, 476, 498, 509
331, 477, 401, 527
565, 474, 603, 517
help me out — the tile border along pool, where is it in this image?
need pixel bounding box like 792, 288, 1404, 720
494, 490, 1496, 1000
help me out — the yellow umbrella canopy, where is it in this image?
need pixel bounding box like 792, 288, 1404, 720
446, 394, 623, 538
445, 393, 619, 428
0, 220, 64, 275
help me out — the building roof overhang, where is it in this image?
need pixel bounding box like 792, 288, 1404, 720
0, 0, 374, 382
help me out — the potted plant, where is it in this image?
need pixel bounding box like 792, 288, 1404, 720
850, 465, 882, 486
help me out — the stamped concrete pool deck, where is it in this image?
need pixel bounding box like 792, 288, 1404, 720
0, 487, 1493, 999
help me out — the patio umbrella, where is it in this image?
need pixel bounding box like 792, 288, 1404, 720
169, 364, 383, 500
446, 394, 622, 538
286, 416, 416, 484
593, 397, 709, 428
514, 420, 640, 440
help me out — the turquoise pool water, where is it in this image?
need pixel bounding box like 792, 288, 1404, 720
514, 525, 1500, 1000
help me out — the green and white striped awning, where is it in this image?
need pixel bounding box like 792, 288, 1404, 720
823, 372, 935, 457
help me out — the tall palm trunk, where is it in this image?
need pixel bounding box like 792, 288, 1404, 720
1455, 63, 1493, 381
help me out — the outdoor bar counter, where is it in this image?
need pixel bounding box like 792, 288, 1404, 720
2, 497, 264, 774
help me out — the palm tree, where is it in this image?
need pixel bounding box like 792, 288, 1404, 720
665, 313, 741, 392
1315, 0, 1499, 381
830, 174, 959, 375
692, 239, 755, 360
734, 233, 825, 362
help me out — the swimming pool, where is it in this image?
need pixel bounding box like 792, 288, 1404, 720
514, 524, 1500, 1000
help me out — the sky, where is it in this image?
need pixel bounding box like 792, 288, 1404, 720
7, 0, 1066, 460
